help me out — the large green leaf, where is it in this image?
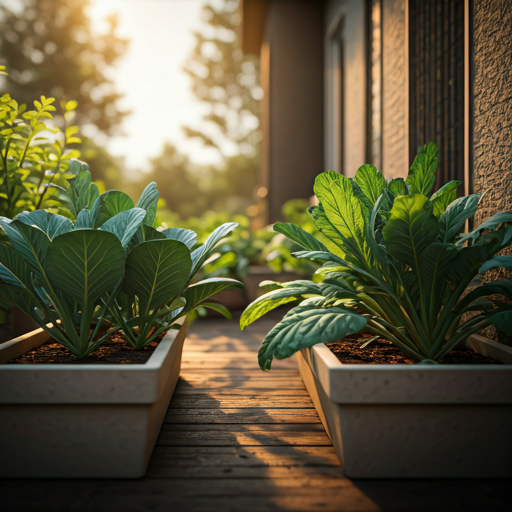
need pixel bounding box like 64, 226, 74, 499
0, 242, 32, 288
46, 230, 126, 307
456, 280, 512, 313
353, 164, 386, 206
67, 168, 99, 216
417, 243, 458, 290
445, 246, 489, 283
484, 310, 512, 333
74, 208, 93, 229
273, 222, 328, 252
99, 208, 146, 249
137, 182, 159, 227
292, 250, 347, 266
0, 217, 50, 271
90, 190, 135, 228
388, 178, 408, 196
430, 180, 461, 217
308, 204, 347, 257
199, 302, 232, 319
479, 256, 512, 273
190, 222, 238, 277
406, 142, 438, 196
438, 194, 480, 243
240, 282, 321, 330
0, 283, 43, 325
182, 277, 243, 315
458, 212, 512, 245
313, 172, 367, 260
15, 210, 73, 240
258, 306, 367, 370
125, 239, 191, 314
162, 227, 197, 249
383, 194, 439, 268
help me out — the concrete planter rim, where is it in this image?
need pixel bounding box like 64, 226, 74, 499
0, 316, 188, 404
0, 317, 189, 478
297, 334, 512, 478
301, 334, 512, 405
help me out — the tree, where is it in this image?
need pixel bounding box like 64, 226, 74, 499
0, 0, 128, 137
183, 0, 262, 158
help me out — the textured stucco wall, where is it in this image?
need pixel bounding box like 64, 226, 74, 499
473, 0, 512, 343
382, 0, 408, 179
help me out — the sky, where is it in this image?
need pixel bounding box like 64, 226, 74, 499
89, 0, 221, 172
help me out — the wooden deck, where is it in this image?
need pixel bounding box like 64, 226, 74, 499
2, 314, 511, 511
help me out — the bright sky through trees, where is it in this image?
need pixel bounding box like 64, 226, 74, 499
89, 0, 223, 171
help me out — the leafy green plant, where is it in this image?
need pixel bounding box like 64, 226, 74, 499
0, 160, 242, 356
159, 199, 321, 286
1, 70, 81, 219
240, 142, 512, 370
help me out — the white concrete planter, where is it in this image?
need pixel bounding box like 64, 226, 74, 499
0, 317, 189, 478
297, 334, 512, 478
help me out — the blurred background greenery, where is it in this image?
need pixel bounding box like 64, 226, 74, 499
0, 0, 314, 285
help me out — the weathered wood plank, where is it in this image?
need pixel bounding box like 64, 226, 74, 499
146, 464, 345, 480
168, 394, 315, 408
176, 372, 307, 391
149, 446, 340, 466
173, 387, 310, 397
164, 407, 321, 424
181, 358, 298, 370
156, 423, 331, 446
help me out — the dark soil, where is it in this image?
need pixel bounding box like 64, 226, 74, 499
7, 331, 167, 365
326, 332, 501, 365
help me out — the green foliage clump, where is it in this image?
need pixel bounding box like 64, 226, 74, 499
0, 160, 242, 357
240, 143, 512, 370
0, 72, 82, 219
0, 0, 128, 137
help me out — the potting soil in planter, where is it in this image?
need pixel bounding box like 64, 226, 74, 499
326, 333, 501, 365
7, 331, 167, 365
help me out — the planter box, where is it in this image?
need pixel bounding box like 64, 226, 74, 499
0, 307, 39, 344
0, 317, 189, 478
297, 334, 512, 478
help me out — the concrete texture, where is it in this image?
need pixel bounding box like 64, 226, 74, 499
0, 320, 188, 478
297, 336, 512, 478
472, 0, 512, 343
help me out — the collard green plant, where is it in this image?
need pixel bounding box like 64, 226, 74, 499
0, 160, 242, 355
0, 70, 82, 219
241, 142, 512, 370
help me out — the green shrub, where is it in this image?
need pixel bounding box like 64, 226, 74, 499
241, 142, 512, 370
0, 66, 81, 219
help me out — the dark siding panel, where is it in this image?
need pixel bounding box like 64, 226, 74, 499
408, 0, 465, 190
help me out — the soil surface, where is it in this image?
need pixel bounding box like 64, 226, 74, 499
326, 332, 501, 365
7, 331, 167, 365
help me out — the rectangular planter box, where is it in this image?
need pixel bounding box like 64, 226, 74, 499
297, 334, 512, 478
0, 317, 189, 478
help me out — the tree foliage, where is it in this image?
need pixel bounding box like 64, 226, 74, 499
0, 0, 128, 136
183, 0, 261, 156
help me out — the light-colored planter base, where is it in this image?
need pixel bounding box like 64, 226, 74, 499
0, 318, 188, 478
297, 335, 512, 478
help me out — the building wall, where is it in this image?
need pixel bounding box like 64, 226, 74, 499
472, 0, 512, 343
261, 0, 324, 222
382, 0, 408, 178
